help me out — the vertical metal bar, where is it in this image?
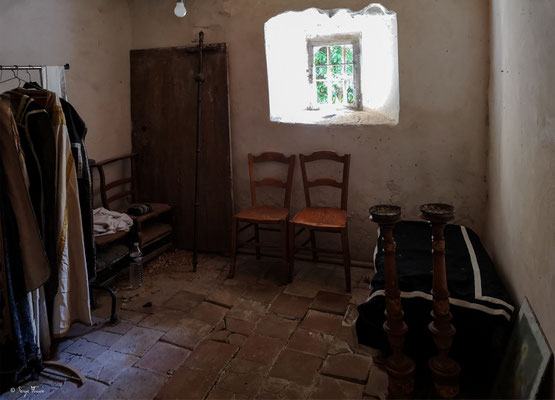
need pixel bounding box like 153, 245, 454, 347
192, 31, 205, 272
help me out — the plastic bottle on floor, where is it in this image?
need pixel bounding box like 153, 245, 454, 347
129, 242, 143, 289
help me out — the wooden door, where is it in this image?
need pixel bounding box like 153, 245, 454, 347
130, 43, 232, 253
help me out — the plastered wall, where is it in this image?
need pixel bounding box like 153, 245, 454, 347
0, 0, 132, 162
487, 0, 555, 390
0, 1, 490, 261
130, 0, 490, 260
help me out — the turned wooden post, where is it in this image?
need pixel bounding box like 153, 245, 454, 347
369, 205, 415, 399
420, 203, 460, 399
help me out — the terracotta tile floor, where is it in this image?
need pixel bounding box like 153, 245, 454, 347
2, 251, 389, 400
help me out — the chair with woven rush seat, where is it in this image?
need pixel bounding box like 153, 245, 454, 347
289, 150, 352, 292
91, 153, 173, 263
229, 152, 296, 284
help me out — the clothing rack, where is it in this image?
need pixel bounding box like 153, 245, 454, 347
0, 63, 70, 70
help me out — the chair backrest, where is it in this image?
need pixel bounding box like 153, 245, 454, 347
299, 150, 351, 210
91, 153, 138, 210
248, 152, 296, 209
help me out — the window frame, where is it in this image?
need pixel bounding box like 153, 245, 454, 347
307, 34, 362, 111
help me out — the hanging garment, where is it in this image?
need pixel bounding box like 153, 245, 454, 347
0, 175, 43, 392
41, 90, 92, 338
93, 207, 133, 236
61, 99, 96, 282
10, 88, 92, 338
0, 97, 50, 292
1, 92, 54, 357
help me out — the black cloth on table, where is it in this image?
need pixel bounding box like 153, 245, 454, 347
356, 221, 514, 396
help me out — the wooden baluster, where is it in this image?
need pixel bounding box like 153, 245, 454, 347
420, 203, 460, 398
369, 205, 415, 399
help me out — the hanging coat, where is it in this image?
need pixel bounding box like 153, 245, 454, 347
42, 90, 92, 337
0, 97, 50, 292
61, 99, 96, 282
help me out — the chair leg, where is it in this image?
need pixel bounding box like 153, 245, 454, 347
280, 220, 288, 285
340, 227, 351, 292
254, 223, 261, 260
288, 221, 296, 283
229, 217, 238, 278
310, 230, 318, 261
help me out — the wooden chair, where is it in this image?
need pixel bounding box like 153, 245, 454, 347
289, 150, 352, 292
91, 153, 173, 263
229, 152, 296, 284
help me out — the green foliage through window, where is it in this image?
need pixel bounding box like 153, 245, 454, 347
313, 44, 355, 106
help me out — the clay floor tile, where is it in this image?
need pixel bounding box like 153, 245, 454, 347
187, 301, 229, 325
286, 329, 333, 359
300, 310, 343, 335
258, 377, 312, 400
109, 326, 163, 357
102, 367, 168, 400
135, 341, 192, 376
226, 298, 268, 322
225, 317, 257, 335
162, 290, 205, 312
320, 353, 373, 384
155, 367, 218, 399
269, 349, 323, 386
269, 293, 313, 319
309, 375, 365, 400
138, 308, 188, 332
254, 314, 298, 340
311, 290, 351, 315
216, 370, 265, 397
182, 340, 239, 372
161, 317, 213, 350
237, 334, 286, 365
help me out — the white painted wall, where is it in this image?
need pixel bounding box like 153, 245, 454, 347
130, 0, 490, 260
487, 0, 555, 392
0, 0, 132, 162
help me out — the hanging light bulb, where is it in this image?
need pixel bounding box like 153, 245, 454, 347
174, 0, 187, 17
